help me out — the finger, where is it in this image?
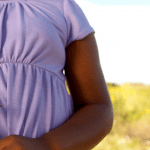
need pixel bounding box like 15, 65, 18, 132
1, 146, 7, 150
0, 137, 8, 150
0, 136, 13, 150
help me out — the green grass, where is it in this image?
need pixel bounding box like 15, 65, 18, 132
65, 81, 150, 150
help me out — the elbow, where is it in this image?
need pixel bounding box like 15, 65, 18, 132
108, 115, 114, 134
92, 103, 114, 144
101, 102, 114, 134
106, 102, 114, 134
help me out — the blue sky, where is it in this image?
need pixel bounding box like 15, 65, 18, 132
84, 0, 150, 5
74, 0, 150, 86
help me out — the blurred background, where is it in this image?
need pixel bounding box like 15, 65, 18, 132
73, 0, 150, 86
64, 0, 150, 149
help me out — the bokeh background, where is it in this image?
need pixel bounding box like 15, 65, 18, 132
71, 0, 150, 86
64, 0, 150, 149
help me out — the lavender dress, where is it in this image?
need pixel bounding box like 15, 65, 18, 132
0, 0, 95, 139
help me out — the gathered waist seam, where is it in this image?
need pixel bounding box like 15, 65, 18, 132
0, 61, 65, 84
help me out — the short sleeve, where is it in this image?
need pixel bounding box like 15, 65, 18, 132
63, 0, 95, 48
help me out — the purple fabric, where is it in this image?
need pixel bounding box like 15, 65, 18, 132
0, 0, 95, 139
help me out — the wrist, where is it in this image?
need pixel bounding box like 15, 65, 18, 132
37, 132, 61, 150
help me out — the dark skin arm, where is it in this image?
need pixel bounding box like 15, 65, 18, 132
37, 32, 114, 150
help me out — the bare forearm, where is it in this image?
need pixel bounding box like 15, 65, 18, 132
38, 103, 114, 150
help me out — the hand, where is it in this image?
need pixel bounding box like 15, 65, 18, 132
0, 135, 49, 150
